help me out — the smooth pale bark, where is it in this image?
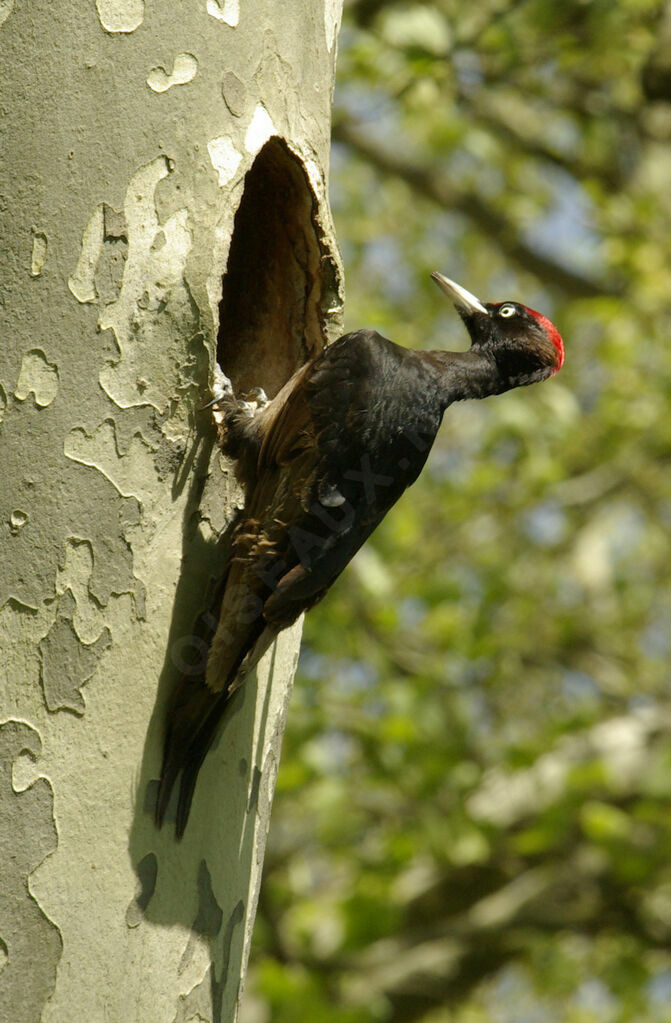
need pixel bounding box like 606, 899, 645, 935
0, 2, 343, 1020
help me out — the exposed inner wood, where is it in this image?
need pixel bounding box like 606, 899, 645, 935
218, 137, 329, 398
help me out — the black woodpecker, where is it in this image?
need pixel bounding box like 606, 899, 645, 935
157, 273, 564, 837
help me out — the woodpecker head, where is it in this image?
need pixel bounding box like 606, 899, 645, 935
431, 272, 564, 388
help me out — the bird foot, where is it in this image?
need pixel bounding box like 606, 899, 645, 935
240, 386, 269, 412
201, 364, 234, 410
202, 365, 269, 428
202, 365, 235, 426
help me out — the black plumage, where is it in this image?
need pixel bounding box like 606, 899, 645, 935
156, 274, 564, 836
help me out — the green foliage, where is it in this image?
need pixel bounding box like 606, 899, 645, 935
244, 1, 671, 1020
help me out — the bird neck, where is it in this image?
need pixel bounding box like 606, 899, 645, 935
423, 349, 506, 407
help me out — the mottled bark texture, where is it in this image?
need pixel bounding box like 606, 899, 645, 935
0, 2, 343, 1020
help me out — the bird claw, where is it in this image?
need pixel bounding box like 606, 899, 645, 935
200, 366, 268, 428
241, 387, 269, 410
201, 392, 228, 410
200, 365, 234, 410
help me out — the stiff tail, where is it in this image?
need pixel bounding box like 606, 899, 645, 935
155, 617, 274, 838
155, 671, 234, 838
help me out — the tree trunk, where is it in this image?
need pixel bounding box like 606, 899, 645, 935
0, 3, 343, 1020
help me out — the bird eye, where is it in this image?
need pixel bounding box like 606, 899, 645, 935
498, 304, 516, 318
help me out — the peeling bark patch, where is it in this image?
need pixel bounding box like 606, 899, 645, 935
69, 202, 128, 307
95, 0, 144, 33
1, 402, 142, 612
147, 53, 198, 93
206, 0, 239, 26
199, 456, 244, 537
88, 493, 141, 610
208, 137, 242, 188
0, 721, 61, 1022
99, 158, 197, 414
39, 591, 112, 714
69, 204, 104, 304
30, 230, 47, 277
125, 852, 158, 927
243, 104, 275, 155
96, 206, 129, 305
217, 138, 331, 398
56, 537, 119, 643
324, 0, 342, 51
14, 350, 59, 407
258, 747, 279, 830
112, 404, 160, 456
172, 977, 213, 1023
221, 72, 246, 117
8, 510, 28, 535
174, 899, 243, 1023
69, 157, 199, 421
65, 418, 159, 502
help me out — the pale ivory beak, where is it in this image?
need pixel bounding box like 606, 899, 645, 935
430, 272, 489, 316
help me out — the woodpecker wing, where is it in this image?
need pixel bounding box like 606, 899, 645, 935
220, 331, 440, 634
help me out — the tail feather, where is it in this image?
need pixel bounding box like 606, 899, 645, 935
155, 673, 230, 834
173, 688, 232, 839
156, 618, 272, 838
